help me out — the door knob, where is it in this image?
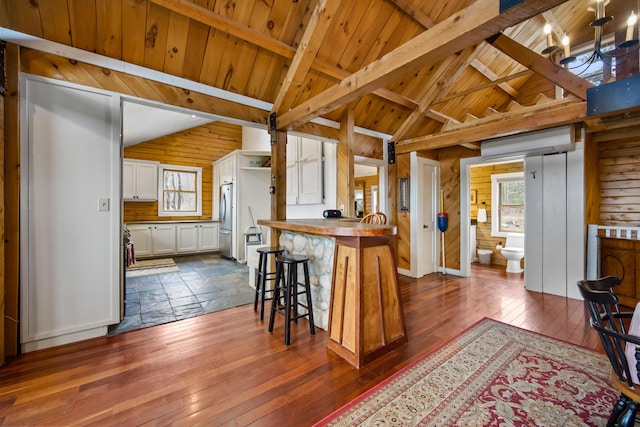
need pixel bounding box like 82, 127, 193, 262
423, 224, 429, 229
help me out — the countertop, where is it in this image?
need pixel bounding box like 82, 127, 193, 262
257, 218, 396, 237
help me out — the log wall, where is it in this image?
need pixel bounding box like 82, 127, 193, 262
596, 125, 640, 226
123, 122, 242, 222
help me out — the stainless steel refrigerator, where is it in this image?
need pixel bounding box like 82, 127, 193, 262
219, 183, 233, 258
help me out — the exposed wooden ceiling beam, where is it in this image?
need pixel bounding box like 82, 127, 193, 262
434, 69, 533, 104
272, 0, 341, 114
391, 46, 480, 141
470, 58, 519, 98
388, 0, 436, 28
395, 100, 586, 153
276, 0, 571, 131
487, 32, 593, 100
149, 0, 418, 112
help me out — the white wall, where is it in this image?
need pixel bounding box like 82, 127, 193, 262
242, 126, 271, 151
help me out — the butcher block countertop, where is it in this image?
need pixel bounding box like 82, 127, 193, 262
257, 218, 396, 237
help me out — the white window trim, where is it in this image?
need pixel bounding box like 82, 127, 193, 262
157, 164, 202, 217
491, 171, 524, 238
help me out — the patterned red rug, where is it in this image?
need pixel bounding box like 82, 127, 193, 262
315, 318, 618, 426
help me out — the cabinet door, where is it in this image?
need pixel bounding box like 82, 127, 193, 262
136, 162, 158, 200
128, 224, 153, 258
152, 224, 177, 255
286, 137, 299, 205
176, 224, 199, 253
122, 161, 136, 199
219, 157, 235, 184
297, 138, 323, 204
199, 223, 218, 251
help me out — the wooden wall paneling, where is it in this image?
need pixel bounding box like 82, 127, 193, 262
436, 146, 479, 271
199, 29, 228, 86
5, 0, 43, 37
396, 152, 411, 270
598, 125, 640, 226
37, 0, 72, 45
470, 161, 524, 267
143, 2, 171, 71
96, 0, 122, 58
515, 73, 556, 105
4, 43, 20, 359
122, 0, 148, 64
123, 122, 242, 222
19, 49, 269, 127
354, 175, 379, 216
353, 134, 383, 160
584, 132, 600, 226
181, 20, 210, 82
162, 11, 191, 77
68, 0, 97, 53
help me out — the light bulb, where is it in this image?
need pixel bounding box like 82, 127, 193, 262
543, 23, 552, 35
543, 23, 553, 48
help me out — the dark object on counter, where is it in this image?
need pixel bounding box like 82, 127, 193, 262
323, 209, 342, 218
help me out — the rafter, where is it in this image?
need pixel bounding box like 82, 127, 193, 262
470, 58, 519, 98
395, 99, 586, 153
272, 0, 341, 114
434, 69, 532, 104
391, 46, 480, 141
388, 0, 435, 28
487, 32, 593, 100
276, 0, 570, 131
149, 0, 419, 113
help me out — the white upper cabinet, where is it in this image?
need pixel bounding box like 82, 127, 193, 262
217, 155, 236, 184
123, 159, 159, 201
287, 136, 323, 205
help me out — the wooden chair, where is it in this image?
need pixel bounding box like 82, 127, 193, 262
360, 212, 387, 224
578, 276, 640, 427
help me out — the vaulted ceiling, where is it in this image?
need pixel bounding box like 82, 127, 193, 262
1, 0, 636, 152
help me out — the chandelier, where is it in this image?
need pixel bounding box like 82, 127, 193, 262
541, 0, 639, 70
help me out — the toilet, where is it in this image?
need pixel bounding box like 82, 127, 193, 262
501, 233, 525, 274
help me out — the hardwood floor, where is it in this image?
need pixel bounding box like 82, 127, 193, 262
0, 264, 602, 426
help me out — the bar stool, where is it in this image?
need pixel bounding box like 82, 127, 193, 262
254, 246, 285, 321
268, 253, 315, 346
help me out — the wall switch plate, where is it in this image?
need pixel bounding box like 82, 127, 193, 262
98, 198, 110, 211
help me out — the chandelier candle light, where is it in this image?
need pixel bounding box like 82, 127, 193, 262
541, 0, 639, 68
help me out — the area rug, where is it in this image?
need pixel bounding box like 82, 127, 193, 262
125, 258, 179, 278
315, 318, 617, 426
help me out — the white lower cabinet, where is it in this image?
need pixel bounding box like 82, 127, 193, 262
177, 223, 219, 253
153, 224, 177, 255
129, 222, 218, 258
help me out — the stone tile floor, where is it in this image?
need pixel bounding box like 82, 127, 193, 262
109, 253, 252, 335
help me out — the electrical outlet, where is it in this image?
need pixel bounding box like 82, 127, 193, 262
98, 198, 110, 212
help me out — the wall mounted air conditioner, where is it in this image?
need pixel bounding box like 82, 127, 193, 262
481, 126, 575, 161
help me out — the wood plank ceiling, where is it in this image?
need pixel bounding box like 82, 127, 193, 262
0, 0, 624, 151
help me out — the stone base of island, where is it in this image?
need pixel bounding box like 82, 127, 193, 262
258, 218, 408, 368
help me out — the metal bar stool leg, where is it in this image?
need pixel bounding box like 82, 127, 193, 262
254, 252, 265, 313
284, 262, 293, 346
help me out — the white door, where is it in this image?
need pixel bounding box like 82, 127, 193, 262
421, 163, 436, 275
20, 76, 120, 351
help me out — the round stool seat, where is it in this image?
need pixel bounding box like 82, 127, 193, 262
276, 253, 309, 264
258, 246, 284, 255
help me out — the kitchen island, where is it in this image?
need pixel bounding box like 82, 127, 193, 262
258, 218, 407, 368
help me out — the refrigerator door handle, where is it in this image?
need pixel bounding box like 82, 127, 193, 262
220, 192, 226, 221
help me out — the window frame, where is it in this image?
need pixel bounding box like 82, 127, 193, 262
491, 172, 524, 238
157, 164, 202, 217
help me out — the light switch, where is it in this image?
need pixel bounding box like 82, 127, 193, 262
98, 198, 110, 212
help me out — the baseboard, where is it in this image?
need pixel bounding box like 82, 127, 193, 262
22, 326, 108, 353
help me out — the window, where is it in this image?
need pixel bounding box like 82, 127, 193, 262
158, 164, 202, 217
491, 172, 524, 237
